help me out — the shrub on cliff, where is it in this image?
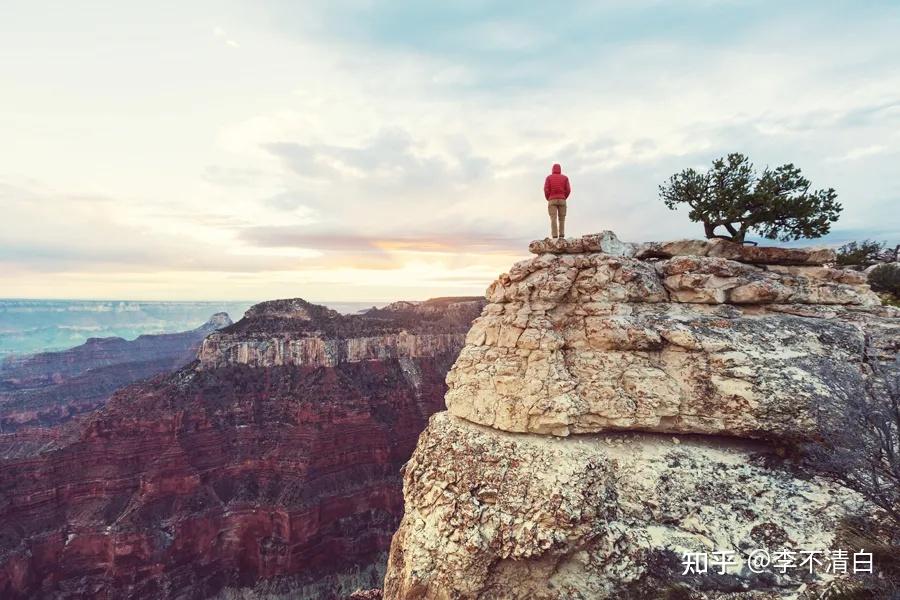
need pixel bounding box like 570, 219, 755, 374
868, 263, 900, 297
659, 153, 842, 243
806, 358, 900, 580
836, 240, 888, 268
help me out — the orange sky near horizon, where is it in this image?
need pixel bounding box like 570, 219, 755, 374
2, 1, 898, 301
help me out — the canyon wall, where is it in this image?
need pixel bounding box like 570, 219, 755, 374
0, 297, 483, 599
0, 313, 232, 431
384, 233, 900, 600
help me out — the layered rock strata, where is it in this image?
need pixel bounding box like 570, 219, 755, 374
0, 313, 233, 431
448, 233, 890, 439
384, 233, 899, 600
198, 299, 475, 370
0, 297, 483, 599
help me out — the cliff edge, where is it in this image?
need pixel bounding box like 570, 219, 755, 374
383, 232, 900, 600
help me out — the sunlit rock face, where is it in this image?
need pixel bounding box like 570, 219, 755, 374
384, 233, 899, 600
446, 233, 889, 439
0, 297, 484, 600
198, 298, 481, 369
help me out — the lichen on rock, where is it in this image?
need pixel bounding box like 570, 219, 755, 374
447, 233, 891, 440
385, 413, 857, 600
383, 232, 899, 600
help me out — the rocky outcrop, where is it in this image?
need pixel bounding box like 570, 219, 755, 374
447, 233, 889, 440
197, 298, 481, 369
0, 314, 233, 431
0, 296, 484, 599
529, 234, 838, 266
384, 233, 899, 600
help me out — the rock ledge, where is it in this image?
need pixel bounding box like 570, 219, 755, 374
529, 231, 836, 266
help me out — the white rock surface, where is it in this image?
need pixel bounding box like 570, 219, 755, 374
448, 233, 892, 439
385, 413, 859, 600
383, 232, 898, 600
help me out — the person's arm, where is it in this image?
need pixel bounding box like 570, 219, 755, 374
564, 177, 571, 199
544, 176, 550, 200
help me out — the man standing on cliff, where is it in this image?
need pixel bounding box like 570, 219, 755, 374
544, 163, 571, 238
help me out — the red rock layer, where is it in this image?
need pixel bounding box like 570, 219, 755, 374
0, 297, 484, 599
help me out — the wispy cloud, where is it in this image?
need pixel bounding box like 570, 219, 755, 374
238, 227, 527, 254
1, 1, 899, 300
828, 144, 888, 162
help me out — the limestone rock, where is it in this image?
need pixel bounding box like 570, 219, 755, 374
528, 231, 639, 257
384, 232, 897, 600
448, 302, 897, 439
635, 239, 716, 259
706, 239, 836, 266
449, 238, 890, 439
659, 256, 877, 305
634, 237, 836, 266
198, 297, 485, 369
384, 413, 858, 600
490, 252, 876, 309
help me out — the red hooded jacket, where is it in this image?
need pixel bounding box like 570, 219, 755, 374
544, 164, 570, 200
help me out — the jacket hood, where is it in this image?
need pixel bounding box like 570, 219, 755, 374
552, 164, 561, 174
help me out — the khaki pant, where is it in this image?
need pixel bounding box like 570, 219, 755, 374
547, 199, 567, 238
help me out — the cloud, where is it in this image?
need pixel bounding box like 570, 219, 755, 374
827, 145, 888, 162
263, 191, 311, 211
0, 182, 316, 274
262, 128, 490, 191
238, 227, 527, 254
3, 1, 899, 300
448, 19, 556, 53
213, 25, 240, 48
202, 165, 271, 188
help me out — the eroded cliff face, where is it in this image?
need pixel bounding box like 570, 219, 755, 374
384, 233, 900, 600
198, 299, 477, 370
0, 313, 233, 431
0, 297, 484, 599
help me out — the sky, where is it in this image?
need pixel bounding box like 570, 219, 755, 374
1, 0, 898, 302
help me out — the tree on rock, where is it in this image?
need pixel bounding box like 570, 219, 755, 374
659, 153, 842, 243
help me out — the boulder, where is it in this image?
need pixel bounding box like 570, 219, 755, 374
448, 301, 897, 439
633, 237, 836, 266
706, 238, 836, 266
528, 231, 639, 256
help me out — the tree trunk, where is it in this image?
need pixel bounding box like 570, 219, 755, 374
703, 221, 743, 242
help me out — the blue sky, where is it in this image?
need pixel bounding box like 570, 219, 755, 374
1, 0, 898, 300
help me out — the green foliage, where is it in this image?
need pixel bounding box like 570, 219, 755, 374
868, 263, 900, 297
659, 153, 842, 243
837, 240, 887, 267
879, 293, 900, 308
